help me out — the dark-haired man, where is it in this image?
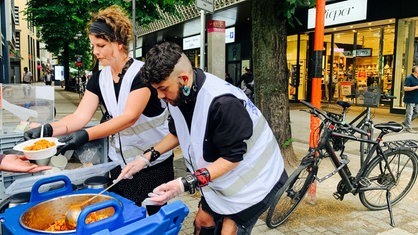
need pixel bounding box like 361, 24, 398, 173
119, 42, 287, 235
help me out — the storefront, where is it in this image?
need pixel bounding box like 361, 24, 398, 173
289, 0, 418, 113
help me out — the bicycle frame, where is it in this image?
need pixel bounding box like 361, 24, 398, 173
317, 126, 393, 194
348, 106, 374, 163
265, 101, 415, 228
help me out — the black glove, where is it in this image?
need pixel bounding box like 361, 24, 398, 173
57, 130, 89, 155
24, 123, 53, 140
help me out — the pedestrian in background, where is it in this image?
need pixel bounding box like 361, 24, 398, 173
239, 67, 254, 100
402, 65, 418, 133
23, 5, 174, 215
22, 67, 33, 97
119, 42, 288, 234
225, 72, 234, 84
45, 71, 52, 86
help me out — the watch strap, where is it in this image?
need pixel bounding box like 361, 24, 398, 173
144, 147, 161, 162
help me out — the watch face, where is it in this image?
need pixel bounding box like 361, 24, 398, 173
184, 175, 196, 194
185, 175, 195, 182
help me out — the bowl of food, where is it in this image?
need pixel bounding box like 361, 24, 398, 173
13, 137, 64, 163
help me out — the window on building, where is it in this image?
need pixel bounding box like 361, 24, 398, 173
14, 6, 20, 25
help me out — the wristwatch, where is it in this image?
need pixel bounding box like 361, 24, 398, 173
181, 174, 198, 194
143, 147, 161, 162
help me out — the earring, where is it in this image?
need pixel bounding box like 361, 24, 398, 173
183, 85, 191, 96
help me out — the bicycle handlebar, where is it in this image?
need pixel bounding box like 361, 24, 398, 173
342, 93, 396, 100
300, 100, 368, 136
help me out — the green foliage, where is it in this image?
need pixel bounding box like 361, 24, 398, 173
282, 138, 295, 149
24, 0, 193, 71
278, 0, 315, 28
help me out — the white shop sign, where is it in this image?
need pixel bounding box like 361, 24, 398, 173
225, 27, 235, 44
308, 0, 368, 29
196, 0, 214, 13
183, 35, 201, 50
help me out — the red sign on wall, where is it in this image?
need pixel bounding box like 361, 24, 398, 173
208, 20, 225, 33
358, 71, 366, 77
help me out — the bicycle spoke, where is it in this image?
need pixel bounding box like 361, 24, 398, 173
359, 150, 417, 210
266, 163, 316, 228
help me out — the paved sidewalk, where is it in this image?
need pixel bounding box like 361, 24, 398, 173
53, 87, 418, 235
177, 102, 418, 235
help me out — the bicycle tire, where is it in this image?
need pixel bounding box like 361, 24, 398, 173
79, 85, 85, 99
265, 161, 317, 228
359, 149, 418, 210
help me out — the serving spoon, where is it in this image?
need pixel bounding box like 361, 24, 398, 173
40, 124, 44, 139
65, 178, 121, 228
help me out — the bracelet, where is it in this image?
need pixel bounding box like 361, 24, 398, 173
180, 168, 211, 194
194, 168, 210, 187
143, 147, 161, 162
136, 155, 151, 167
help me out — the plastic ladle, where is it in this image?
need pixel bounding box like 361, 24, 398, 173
65, 178, 121, 228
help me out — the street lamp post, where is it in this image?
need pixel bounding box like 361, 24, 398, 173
124, 0, 136, 58
132, 0, 136, 59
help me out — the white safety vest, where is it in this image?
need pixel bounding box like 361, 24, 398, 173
169, 73, 284, 214
99, 59, 172, 166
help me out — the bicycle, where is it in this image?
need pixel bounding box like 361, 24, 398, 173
266, 100, 418, 228
327, 89, 397, 164
77, 81, 86, 98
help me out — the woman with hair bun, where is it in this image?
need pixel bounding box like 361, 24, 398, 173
24, 5, 174, 215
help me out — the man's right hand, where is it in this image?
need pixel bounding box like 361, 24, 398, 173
117, 155, 150, 180
24, 123, 53, 140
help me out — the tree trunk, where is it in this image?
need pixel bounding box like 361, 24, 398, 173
251, 0, 298, 166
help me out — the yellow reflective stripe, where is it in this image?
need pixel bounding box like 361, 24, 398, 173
203, 116, 277, 197
214, 137, 277, 197
120, 111, 169, 136
243, 115, 265, 150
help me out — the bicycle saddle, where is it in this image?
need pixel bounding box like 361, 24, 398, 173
337, 100, 351, 108
374, 122, 403, 133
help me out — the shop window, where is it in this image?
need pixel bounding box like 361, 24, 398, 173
287, 34, 308, 101
323, 22, 394, 102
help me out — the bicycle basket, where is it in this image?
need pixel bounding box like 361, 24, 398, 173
355, 87, 381, 107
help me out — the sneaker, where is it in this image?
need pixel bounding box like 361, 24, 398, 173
405, 128, 418, 134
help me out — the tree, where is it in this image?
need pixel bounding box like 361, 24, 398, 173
24, 0, 193, 89
251, 0, 313, 166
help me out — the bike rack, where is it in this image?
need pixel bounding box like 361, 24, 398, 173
383, 139, 418, 152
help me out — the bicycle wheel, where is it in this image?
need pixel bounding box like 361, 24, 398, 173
265, 161, 317, 228
359, 149, 418, 210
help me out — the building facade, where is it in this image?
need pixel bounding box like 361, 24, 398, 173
1, 0, 51, 84
290, 0, 418, 114
137, 0, 418, 113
